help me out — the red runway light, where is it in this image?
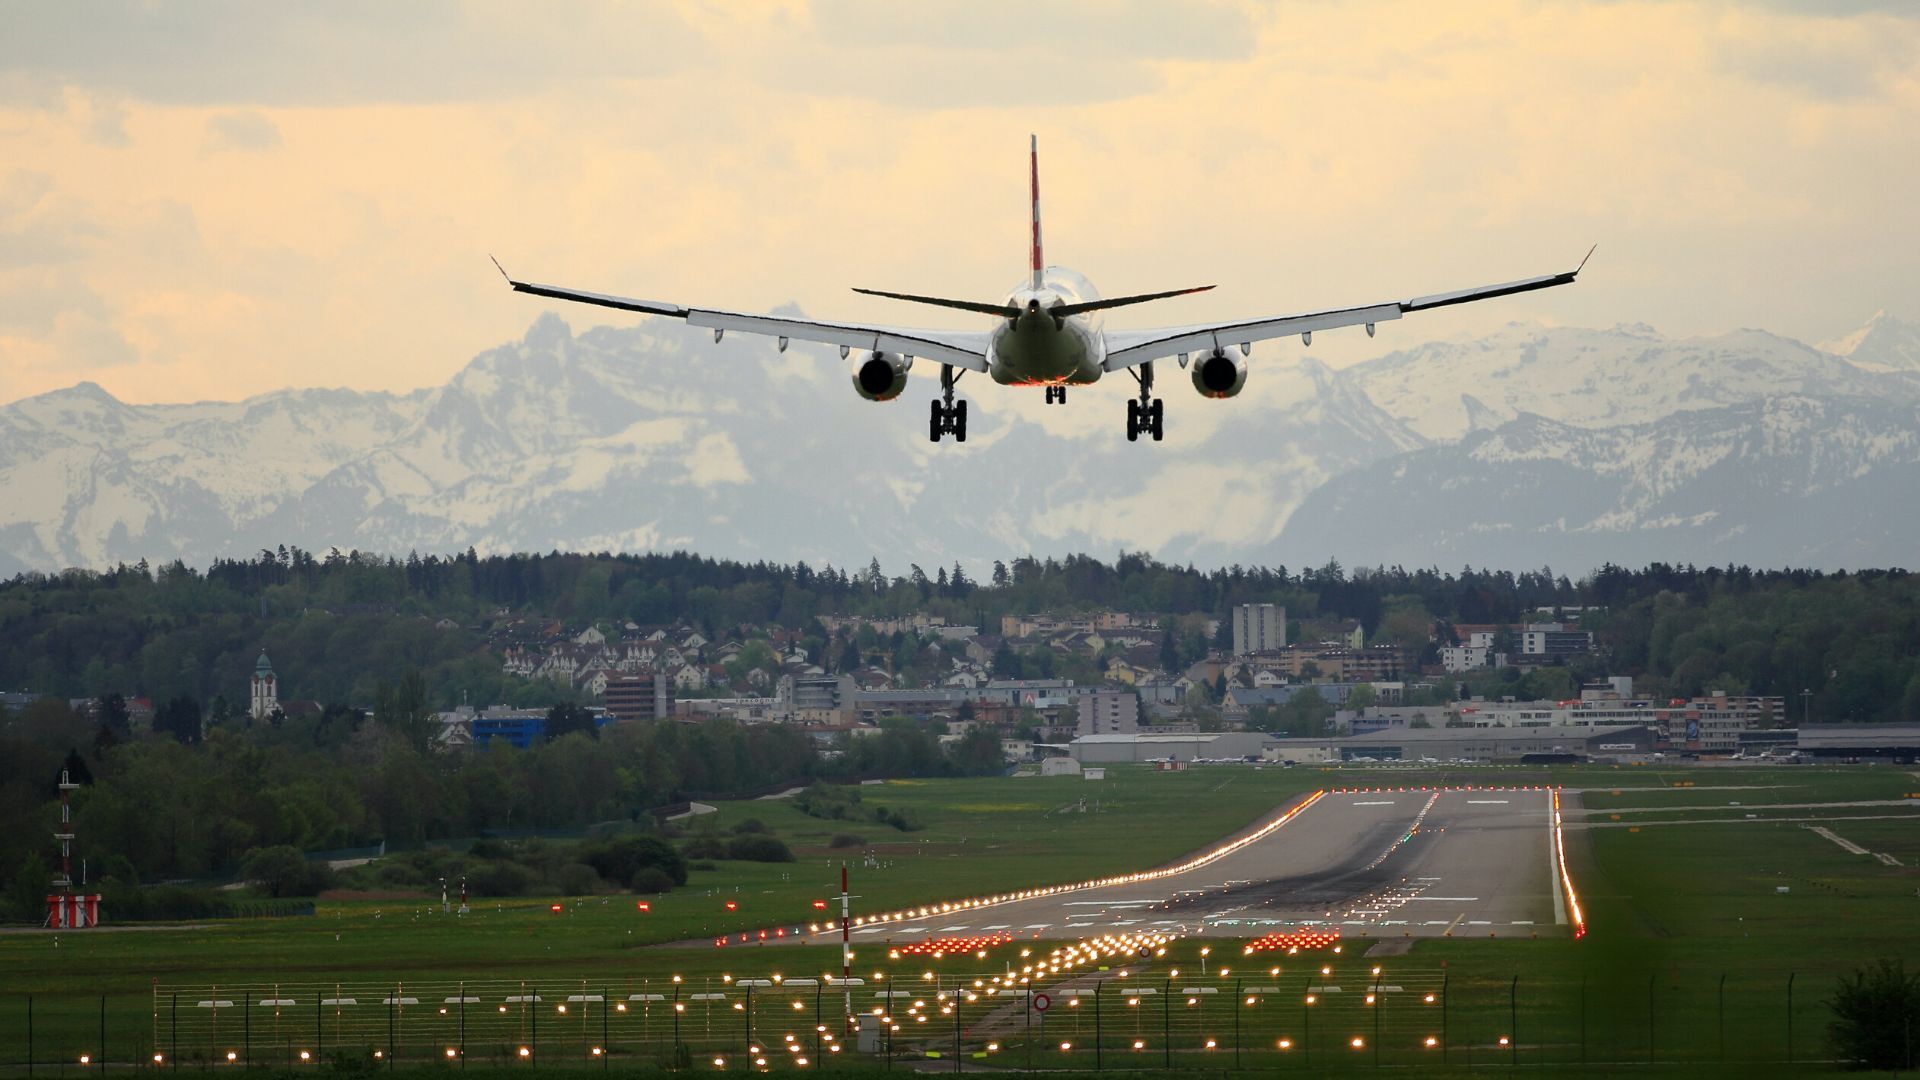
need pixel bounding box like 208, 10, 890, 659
726, 900, 738, 911
813, 900, 828, 910
637, 901, 651, 912
550, 904, 563, 913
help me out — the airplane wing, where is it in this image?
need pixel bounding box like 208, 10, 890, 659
1100, 248, 1594, 372
493, 259, 991, 372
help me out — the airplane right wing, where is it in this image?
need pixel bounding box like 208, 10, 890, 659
1101, 248, 1594, 371
495, 260, 991, 371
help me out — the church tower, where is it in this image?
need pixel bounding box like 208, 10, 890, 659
250, 651, 278, 721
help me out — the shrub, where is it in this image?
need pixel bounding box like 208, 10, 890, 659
556, 862, 605, 896
468, 838, 510, 860
682, 836, 730, 860
726, 835, 795, 863
1829, 958, 1920, 1069
687, 860, 718, 872
239, 845, 336, 898
580, 834, 688, 888
828, 834, 866, 849
631, 866, 676, 894
732, 818, 770, 834
466, 861, 536, 897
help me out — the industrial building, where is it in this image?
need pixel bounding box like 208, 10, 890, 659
1796, 725, 1920, 762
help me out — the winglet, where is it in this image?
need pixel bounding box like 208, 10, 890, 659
489, 254, 513, 285
1574, 244, 1597, 276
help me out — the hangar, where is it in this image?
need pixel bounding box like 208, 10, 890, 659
1068, 731, 1273, 763
1796, 724, 1920, 762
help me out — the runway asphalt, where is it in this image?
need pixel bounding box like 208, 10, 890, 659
812, 788, 1563, 944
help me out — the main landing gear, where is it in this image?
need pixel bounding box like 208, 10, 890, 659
1126, 361, 1164, 442
1044, 385, 1068, 404
929, 364, 967, 443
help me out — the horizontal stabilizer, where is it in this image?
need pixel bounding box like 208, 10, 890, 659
851, 288, 1019, 318
1053, 285, 1214, 319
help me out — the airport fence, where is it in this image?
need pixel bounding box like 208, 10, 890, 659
4, 963, 1842, 1073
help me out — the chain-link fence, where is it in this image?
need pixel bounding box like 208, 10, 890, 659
2, 962, 1837, 1072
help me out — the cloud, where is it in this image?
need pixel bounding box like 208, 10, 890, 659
203, 110, 282, 153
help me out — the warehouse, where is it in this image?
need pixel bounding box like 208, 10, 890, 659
1067, 731, 1274, 764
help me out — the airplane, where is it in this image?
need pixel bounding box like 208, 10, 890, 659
494, 136, 1592, 445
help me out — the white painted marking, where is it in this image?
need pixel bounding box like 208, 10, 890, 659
1467, 920, 1492, 925
1353, 800, 1396, 806
1511, 920, 1535, 925
983, 924, 1010, 930
1410, 896, 1481, 902
1023, 924, 1050, 929
938, 925, 968, 932
1467, 799, 1510, 804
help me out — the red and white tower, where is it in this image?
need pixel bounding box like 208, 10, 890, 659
46, 768, 101, 928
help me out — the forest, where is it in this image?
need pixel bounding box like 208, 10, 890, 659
0, 548, 1914, 720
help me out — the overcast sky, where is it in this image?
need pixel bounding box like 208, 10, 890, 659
1, 0, 1915, 405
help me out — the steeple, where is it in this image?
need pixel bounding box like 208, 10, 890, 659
250, 650, 278, 721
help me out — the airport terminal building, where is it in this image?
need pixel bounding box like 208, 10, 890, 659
1264, 724, 1657, 764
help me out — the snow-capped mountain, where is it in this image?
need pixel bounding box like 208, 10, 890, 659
1821, 310, 1920, 373
1271, 395, 1920, 571
0, 310, 1913, 576
1345, 321, 1910, 442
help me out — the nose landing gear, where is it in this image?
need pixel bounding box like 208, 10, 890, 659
1044, 385, 1068, 404
929, 364, 967, 443
1125, 362, 1163, 442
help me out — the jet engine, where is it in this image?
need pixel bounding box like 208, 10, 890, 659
851, 351, 911, 402
1190, 349, 1247, 399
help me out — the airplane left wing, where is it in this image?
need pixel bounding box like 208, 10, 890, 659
1101, 248, 1593, 372
494, 260, 991, 371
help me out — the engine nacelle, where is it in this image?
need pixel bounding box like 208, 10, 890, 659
851, 351, 911, 402
1191, 349, 1247, 399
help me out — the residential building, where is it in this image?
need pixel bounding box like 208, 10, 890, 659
1075, 691, 1140, 736
605, 673, 673, 721
1232, 603, 1287, 656
1520, 623, 1594, 661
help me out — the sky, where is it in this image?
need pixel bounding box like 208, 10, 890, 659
1, 0, 1916, 406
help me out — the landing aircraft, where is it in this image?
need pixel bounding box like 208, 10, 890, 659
496, 137, 1591, 444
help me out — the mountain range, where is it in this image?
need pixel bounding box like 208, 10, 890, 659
2, 309, 1916, 577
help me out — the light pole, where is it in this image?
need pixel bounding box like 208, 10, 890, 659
1801, 688, 1811, 729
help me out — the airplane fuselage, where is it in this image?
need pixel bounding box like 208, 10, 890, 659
987, 266, 1106, 385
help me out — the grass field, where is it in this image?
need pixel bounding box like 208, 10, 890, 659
4, 762, 1917, 1074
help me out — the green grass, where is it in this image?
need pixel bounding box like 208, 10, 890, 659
4, 764, 1918, 1074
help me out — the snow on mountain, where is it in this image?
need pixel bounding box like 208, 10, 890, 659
5, 311, 1918, 577
1345, 321, 1910, 442
1271, 396, 1920, 572
1821, 310, 1920, 373
0, 313, 1423, 575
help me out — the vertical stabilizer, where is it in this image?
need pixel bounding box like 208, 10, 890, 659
1029, 134, 1044, 290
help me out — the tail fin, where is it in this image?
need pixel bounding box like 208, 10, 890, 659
1029, 134, 1044, 290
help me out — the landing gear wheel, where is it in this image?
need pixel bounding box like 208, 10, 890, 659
954, 400, 968, 442
1125, 361, 1161, 443
929, 399, 943, 443
1045, 386, 1068, 404
1149, 398, 1164, 441
1125, 400, 1141, 442
929, 363, 969, 444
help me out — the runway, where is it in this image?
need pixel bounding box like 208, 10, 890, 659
812, 788, 1564, 944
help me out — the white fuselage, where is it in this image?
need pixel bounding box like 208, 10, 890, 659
987, 266, 1107, 385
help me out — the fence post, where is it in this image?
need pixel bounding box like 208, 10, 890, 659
1579, 973, 1587, 1067
530, 986, 538, 1070
1232, 977, 1241, 1069
602, 987, 609, 1070
1647, 972, 1656, 1066
1510, 975, 1518, 1067
172, 993, 178, 1072
671, 983, 680, 1063
1094, 979, 1102, 1070
1786, 972, 1795, 1064
1440, 972, 1448, 1066
1718, 973, 1726, 1063
27, 993, 33, 1079
243, 993, 250, 1069
459, 981, 466, 1068
1161, 977, 1170, 1069
744, 985, 753, 1060
1374, 970, 1382, 1068
386, 988, 395, 1070
817, 982, 825, 1067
